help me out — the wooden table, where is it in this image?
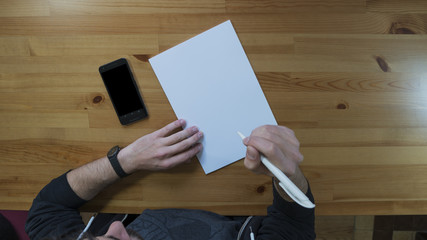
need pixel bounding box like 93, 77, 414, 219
1, 0, 427, 216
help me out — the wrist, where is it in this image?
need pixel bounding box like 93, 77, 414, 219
117, 147, 136, 175
107, 145, 131, 178
274, 167, 308, 202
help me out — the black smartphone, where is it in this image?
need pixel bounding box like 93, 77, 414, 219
99, 58, 148, 125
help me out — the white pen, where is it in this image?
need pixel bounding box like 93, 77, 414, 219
238, 131, 315, 209
250, 226, 255, 240
76, 213, 97, 240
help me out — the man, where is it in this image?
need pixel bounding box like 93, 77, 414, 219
25, 119, 315, 240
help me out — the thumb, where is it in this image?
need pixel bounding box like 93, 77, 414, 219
244, 146, 260, 170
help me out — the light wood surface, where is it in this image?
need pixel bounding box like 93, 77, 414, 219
1, 0, 427, 216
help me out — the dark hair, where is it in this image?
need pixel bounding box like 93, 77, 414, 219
0, 213, 19, 240
40, 229, 143, 240
40, 231, 96, 240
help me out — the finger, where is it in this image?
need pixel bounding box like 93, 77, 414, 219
251, 125, 287, 146
246, 135, 283, 160
244, 146, 273, 176
247, 135, 301, 176
162, 126, 199, 146
158, 143, 202, 169
251, 125, 300, 155
164, 130, 203, 155
245, 135, 290, 171
153, 119, 185, 138
243, 146, 261, 170
275, 126, 300, 147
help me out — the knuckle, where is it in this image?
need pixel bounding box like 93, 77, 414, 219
188, 146, 200, 157
251, 126, 264, 136
295, 139, 301, 148
176, 132, 186, 142
253, 125, 269, 134
285, 127, 295, 135
264, 142, 277, 156
244, 159, 256, 170
154, 149, 168, 159
297, 152, 304, 162
159, 161, 172, 169
287, 166, 297, 176
264, 131, 275, 141
180, 140, 193, 151
264, 125, 276, 132
290, 151, 303, 162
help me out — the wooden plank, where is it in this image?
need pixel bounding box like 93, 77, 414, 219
257, 72, 426, 92
0, 92, 111, 111
0, 56, 113, 74
0, 37, 30, 57
0, 15, 161, 36
0, 110, 89, 128
307, 165, 427, 197
249, 52, 427, 73
367, 0, 427, 14
249, 53, 381, 73
295, 35, 427, 57
275, 109, 427, 128
0, 62, 159, 93
28, 34, 159, 56
0, 127, 155, 143
159, 33, 295, 53
226, 0, 366, 13
0, 56, 156, 80
158, 13, 400, 34
3, 13, 425, 36
0, 0, 49, 17
49, 0, 226, 15
302, 147, 427, 166
297, 128, 427, 147
87, 107, 177, 129
7, 91, 426, 113
0, 73, 105, 93
294, 36, 427, 73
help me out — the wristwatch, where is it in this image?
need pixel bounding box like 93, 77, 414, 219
107, 145, 129, 178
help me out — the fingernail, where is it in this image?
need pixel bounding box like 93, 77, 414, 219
197, 131, 203, 138
243, 137, 249, 145
192, 126, 199, 133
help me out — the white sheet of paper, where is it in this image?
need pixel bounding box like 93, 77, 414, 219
149, 20, 277, 174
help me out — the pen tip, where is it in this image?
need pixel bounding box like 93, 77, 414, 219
237, 131, 245, 139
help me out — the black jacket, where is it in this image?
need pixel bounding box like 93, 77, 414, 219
25, 172, 315, 240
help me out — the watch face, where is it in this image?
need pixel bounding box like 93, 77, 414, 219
108, 146, 120, 158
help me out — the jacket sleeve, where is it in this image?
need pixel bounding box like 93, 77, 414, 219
25, 172, 87, 240
257, 179, 316, 240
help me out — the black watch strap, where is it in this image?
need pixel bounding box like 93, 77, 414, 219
107, 146, 129, 178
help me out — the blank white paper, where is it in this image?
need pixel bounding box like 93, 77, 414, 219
149, 20, 277, 174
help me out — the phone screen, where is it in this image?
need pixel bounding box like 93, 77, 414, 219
101, 64, 144, 116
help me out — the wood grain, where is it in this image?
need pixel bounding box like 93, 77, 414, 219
1, 0, 427, 216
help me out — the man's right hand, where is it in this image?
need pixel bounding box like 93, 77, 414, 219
242, 125, 303, 177
241, 125, 308, 200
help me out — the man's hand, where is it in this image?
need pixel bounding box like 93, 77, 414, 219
67, 119, 203, 201
242, 125, 308, 200
118, 119, 203, 174
242, 125, 303, 177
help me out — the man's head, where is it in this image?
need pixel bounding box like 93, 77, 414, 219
93, 221, 143, 240
43, 221, 143, 240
